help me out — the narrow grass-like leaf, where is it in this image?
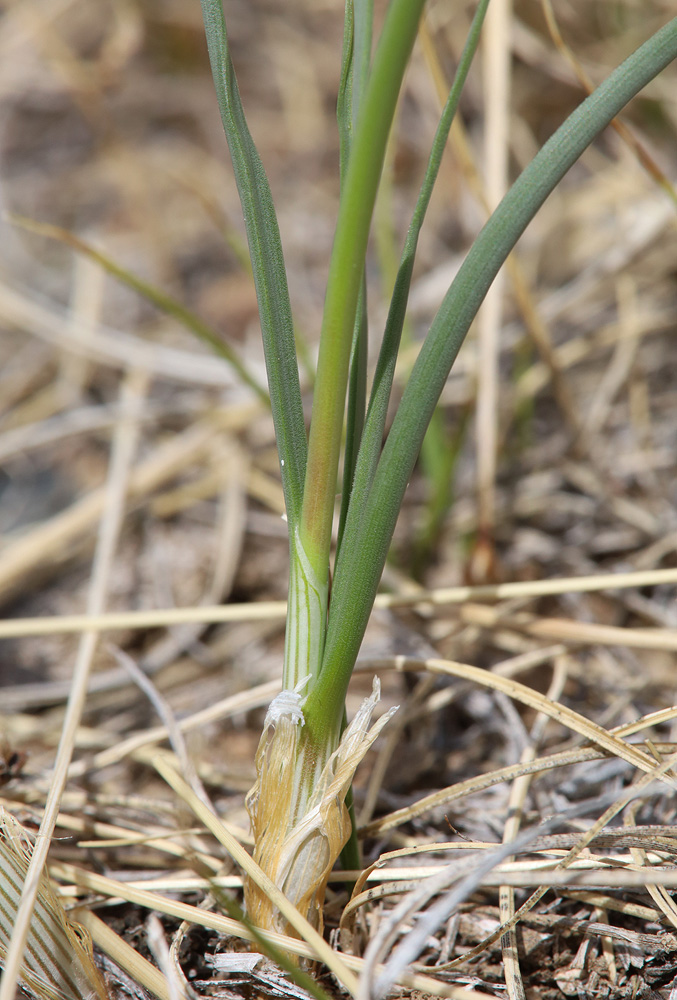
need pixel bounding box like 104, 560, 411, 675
299, 0, 426, 580
308, 16, 677, 736
337, 286, 368, 560
330, 0, 490, 627
372, 130, 462, 578
200, 0, 306, 528
333, 4, 371, 857
351, 0, 373, 128
9, 214, 269, 405
336, 0, 372, 560
336, 0, 355, 186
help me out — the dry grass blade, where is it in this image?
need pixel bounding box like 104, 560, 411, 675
50, 863, 492, 1000
151, 756, 360, 996
1, 565, 676, 639
110, 647, 212, 809
540, 0, 677, 204
73, 678, 281, 774
362, 745, 602, 837
0, 279, 241, 387
0, 810, 108, 1000
513, 614, 677, 651
0, 370, 146, 1000
343, 842, 509, 928
435, 746, 677, 970
340, 825, 677, 920
476, 0, 512, 544
390, 655, 677, 779
361, 672, 677, 838
6, 213, 269, 402
0, 418, 217, 607
475, 869, 677, 888
74, 908, 171, 1000
364, 761, 677, 991
145, 914, 190, 1000
359, 816, 574, 1000
35, 805, 225, 870
357, 674, 434, 827
625, 800, 677, 931
410, 567, 677, 604
0, 601, 288, 642
497, 659, 566, 1000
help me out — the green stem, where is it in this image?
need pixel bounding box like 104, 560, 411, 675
298, 0, 426, 584
282, 528, 328, 691
334, 0, 490, 589
336, 282, 368, 560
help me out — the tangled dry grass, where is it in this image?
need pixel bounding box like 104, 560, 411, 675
0, 1, 676, 999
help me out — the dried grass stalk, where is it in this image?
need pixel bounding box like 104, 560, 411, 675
0, 809, 108, 1000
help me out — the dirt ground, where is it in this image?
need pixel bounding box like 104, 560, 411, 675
0, 2, 677, 999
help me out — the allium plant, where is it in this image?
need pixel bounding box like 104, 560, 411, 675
199, 0, 677, 938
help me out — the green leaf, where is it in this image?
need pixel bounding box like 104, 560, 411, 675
336, 285, 368, 561
330, 0, 490, 621
299, 0, 426, 582
336, 0, 355, 186
330, 0, 489, 664
336, 0, 373, 561
200, 0, 306, 528
307, 15, 677, 736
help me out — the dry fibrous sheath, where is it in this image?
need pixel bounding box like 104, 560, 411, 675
245, 679, 396, 935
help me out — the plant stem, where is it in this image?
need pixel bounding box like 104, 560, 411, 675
283, 0, 425, 697
298, 0, 426, 586
283, 528, 328, 691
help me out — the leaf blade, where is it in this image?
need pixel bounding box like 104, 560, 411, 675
333, 0, 490, 586
308, 15, 677, 734
299, 0, 426, 578
336, 0, 373, 560
200, 0, 307, 528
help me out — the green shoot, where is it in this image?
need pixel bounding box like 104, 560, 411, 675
199, 0, 677, 943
